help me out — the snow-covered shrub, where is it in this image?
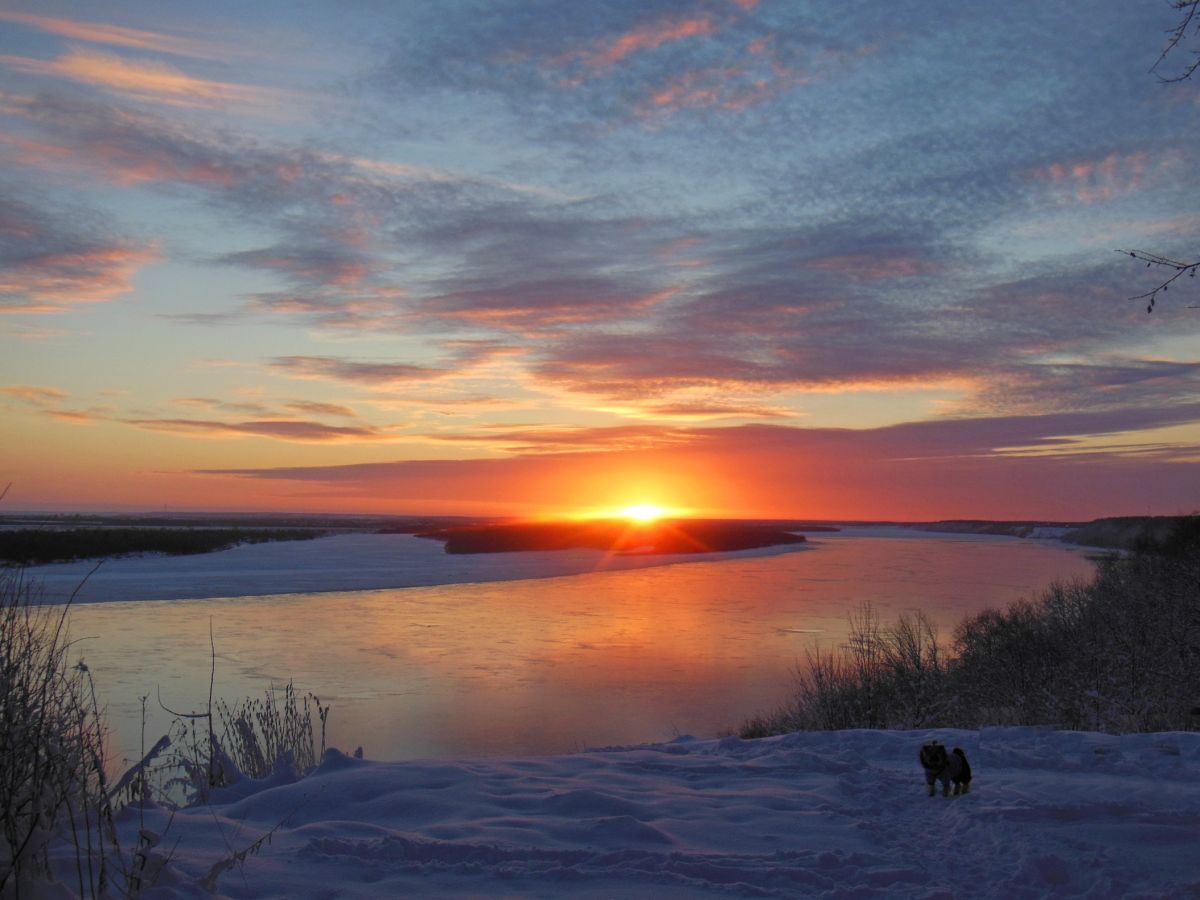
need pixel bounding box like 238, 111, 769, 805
744, 516, 1199, 737
744, 605, 950, 734
216, 682, 328, 779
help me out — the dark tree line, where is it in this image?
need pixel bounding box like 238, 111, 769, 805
0, 528, 325, 566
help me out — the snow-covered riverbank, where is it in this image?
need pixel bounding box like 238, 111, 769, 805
20, 532, 811, 604
59, 726, 1200, 898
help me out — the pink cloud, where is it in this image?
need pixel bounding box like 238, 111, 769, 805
588, 15, 717, 68
1030, 149, 1182, 206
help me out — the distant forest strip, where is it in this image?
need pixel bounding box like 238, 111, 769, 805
0, 528, 327, 566
742, 516, 1200, 736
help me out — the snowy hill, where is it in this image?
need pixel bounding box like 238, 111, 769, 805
96, 727, 1200, 898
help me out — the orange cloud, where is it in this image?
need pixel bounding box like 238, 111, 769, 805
46, 409, 96, 424
1, 384, 68, 406
0, 10, 222, 60
0, 47, 293, 111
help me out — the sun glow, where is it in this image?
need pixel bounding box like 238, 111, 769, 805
620, 503, 666, 522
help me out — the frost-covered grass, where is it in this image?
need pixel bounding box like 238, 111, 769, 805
0, 566, 333, 897
0, 569, 122, 898
216, 683, 329, 781
744, 517, 1200, 737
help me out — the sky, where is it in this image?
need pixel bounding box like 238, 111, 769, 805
1, 0, 1198, 520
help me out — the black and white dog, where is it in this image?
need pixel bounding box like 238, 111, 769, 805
919, 741, 972, 797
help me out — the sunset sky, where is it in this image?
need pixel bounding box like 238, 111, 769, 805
2, 0, 1198, 519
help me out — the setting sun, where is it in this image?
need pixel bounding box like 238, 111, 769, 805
620, 503, 666, 522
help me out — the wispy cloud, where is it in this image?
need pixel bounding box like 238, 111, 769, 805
0, 10, 224, 60
560, 14, 718, 72
124, 417, 385, 443
194, 410, 1200, 518
1, 384, 68, 406
0, 47, 296, 111
269, 356, 440, 386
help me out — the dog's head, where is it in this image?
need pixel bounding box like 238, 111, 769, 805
919, 741, 948, 772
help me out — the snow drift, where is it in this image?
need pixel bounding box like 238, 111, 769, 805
71, 727, 1200, 898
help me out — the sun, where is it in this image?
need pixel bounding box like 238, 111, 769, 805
620, 503, 666, 523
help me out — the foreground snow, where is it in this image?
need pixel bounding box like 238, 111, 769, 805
110, 727, 1198, 898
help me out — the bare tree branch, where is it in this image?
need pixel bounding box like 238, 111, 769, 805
1119, 249, 1200, 312
1152, 0, 1200, 82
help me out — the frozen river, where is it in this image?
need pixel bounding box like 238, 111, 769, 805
38, 528, 1099, 765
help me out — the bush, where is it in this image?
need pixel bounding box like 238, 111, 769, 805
742, 516, 1200, 737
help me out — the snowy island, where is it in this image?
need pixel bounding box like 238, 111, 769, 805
418, 518, 813, 555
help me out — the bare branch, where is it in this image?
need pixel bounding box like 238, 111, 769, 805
1117, 249, 1200, 311
1152, 0, 1200, 82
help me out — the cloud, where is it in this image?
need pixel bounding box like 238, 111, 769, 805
1, 384, 68, 406
217, 244, 375, 288
968, 359, 1200, 416
124, 417, 384, 443
0, 194, 155, 313
284, 400, 359, 419
45, 408, 96, 424
0, 10, 224, 60
1028, 148, 1184, 207
419, 279, 675, 333
0, 48, 295, 111
269, 356, 440, 386
379, 0, 878, 134
560, 13, 718, 72
629, 401, 794, 421
194, 411, 1200, 519
426, 423, 698, 453
174, 396, 274, 416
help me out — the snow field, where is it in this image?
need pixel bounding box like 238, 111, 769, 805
115, 726, 1200, 898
